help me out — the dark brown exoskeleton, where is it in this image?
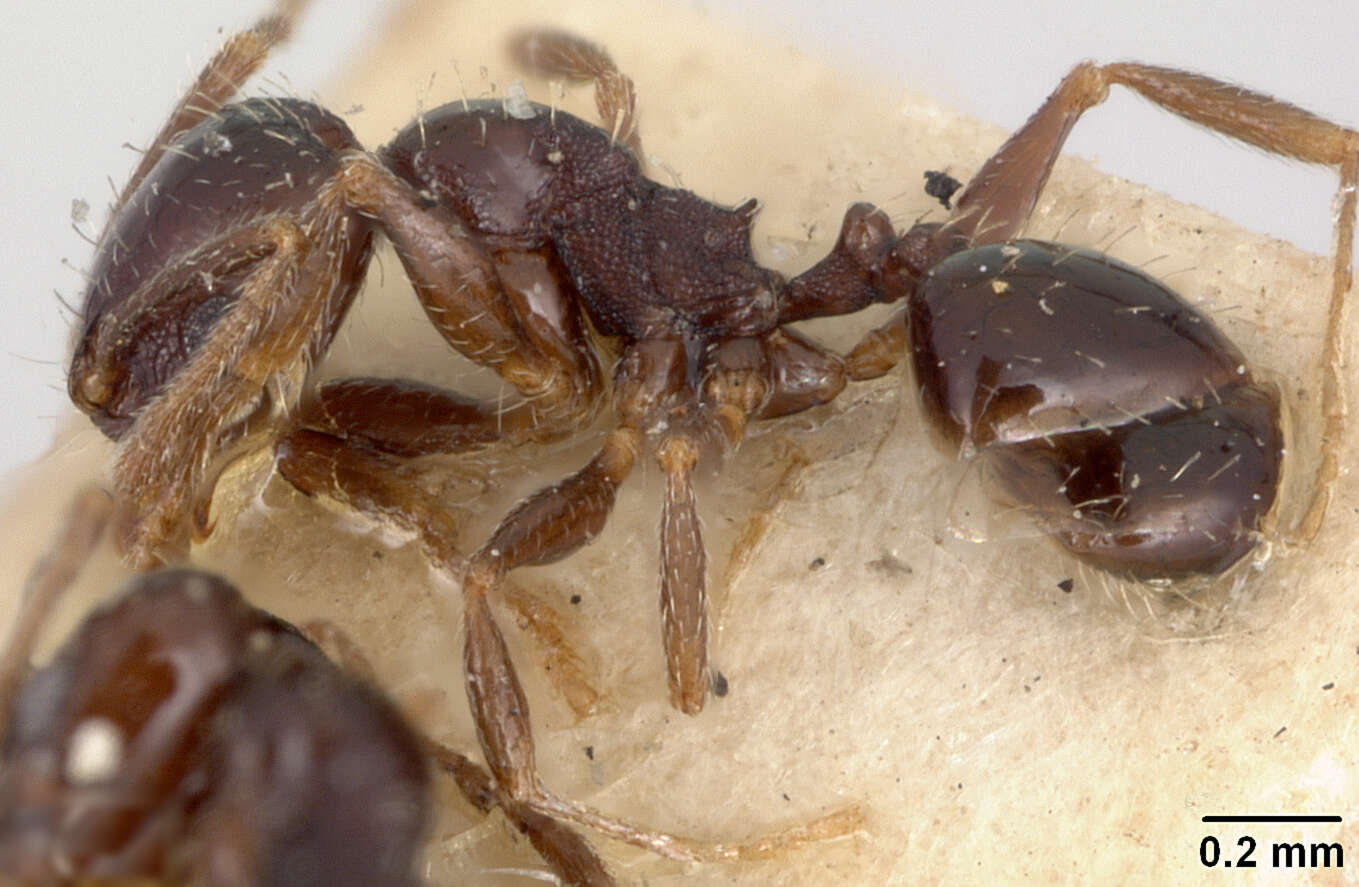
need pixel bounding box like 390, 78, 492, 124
0, 492, 429, 887
61, 4, 864, 873
67, 8, 374, 561
63, 0, 1355, 875
904, 240, 1285, 577
842, 63, 1355, 581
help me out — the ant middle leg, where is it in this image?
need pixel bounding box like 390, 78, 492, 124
275, 423, 606, 720
282, 421, 862, 867
460, 444, 864, 862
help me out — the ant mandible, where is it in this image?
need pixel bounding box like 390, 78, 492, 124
66, 0, 1354, 758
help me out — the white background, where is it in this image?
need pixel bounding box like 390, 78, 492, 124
3, 0, 1355, 483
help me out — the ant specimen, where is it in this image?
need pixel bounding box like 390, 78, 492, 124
52, 0, 1356, 878
71, 0, 1356, 690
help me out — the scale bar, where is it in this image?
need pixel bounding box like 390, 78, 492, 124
1202, 815, 1342, 823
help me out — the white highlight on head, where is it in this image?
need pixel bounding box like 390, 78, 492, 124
65, 717, 125, 785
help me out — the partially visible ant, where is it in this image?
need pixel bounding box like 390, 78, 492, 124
0, 490, 856, 886
0, 489, 429, 887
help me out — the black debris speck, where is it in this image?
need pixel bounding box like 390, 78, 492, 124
923, 169, 963, 209
712, 670, 729, 697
